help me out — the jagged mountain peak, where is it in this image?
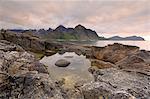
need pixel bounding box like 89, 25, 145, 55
75, 24, 86, 30
55, 25, 67, 31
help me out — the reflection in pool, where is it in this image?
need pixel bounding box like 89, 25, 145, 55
40, 52, 93, 88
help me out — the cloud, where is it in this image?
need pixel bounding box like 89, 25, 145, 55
0, 0, 149, 38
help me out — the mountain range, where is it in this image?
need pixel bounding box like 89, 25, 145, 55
12, 24, 100, 41
7, 25, 145, 41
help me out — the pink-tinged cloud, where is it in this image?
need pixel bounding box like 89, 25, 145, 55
0, 0, 149, 40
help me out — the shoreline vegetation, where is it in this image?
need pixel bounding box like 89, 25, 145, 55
0, 26, 150, 98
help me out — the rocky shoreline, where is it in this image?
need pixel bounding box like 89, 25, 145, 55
0, 30, 93, 57
0, 30, 150, 99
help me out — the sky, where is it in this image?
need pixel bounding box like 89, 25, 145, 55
0, 0, 150, 40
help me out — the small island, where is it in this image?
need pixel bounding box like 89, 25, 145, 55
108, 36, 145, 41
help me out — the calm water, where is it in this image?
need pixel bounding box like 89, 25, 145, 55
94, 41, 150, 50
70, 40, 150, 50
40, 52, 93, 88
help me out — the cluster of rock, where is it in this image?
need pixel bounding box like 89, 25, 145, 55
0, 29, 63, 54
0, 40, 66, 99
83, 43, 150, 99
0, 29, 94, 59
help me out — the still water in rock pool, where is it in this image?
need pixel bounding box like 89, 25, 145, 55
40, 52, 94, 88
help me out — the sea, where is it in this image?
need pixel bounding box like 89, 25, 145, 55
70, 40, 150, 51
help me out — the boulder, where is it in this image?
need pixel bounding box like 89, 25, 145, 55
55, 59, 70, 67
92, 43, 139, 64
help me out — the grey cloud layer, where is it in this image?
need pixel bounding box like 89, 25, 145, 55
0, 0, 149, 38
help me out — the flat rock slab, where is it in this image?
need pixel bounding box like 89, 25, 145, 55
55, 59, 71, 67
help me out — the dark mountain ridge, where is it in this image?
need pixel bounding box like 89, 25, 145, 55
109, 36, 145, 41
8, 24, 99, 41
